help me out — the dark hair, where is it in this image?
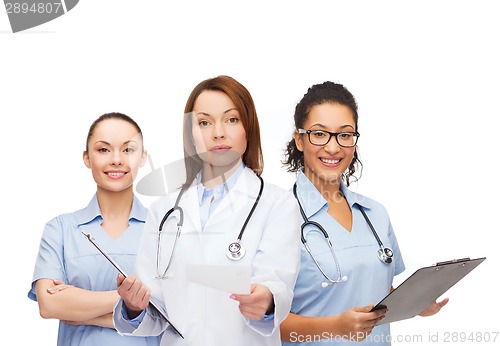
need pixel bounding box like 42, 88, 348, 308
182, 75, 263, 187
85, 112, 143, 152
283, 81, 362, 186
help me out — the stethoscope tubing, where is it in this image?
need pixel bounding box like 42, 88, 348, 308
293, 182, 394, 286
156, 204, 184, 279
357, 205, 384, 249
156, 175, 264, 278
235, 176, 264, 242
293, 183, 345, 285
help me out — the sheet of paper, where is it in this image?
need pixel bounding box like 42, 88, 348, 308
185, 263, 251, 294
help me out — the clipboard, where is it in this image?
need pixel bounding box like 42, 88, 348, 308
371, 257, 486, 325
81, 231, 184, 338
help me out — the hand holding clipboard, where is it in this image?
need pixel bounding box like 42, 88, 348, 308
81, 231, 184, 338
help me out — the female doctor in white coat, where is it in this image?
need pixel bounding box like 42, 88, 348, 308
113, 75, 301, 345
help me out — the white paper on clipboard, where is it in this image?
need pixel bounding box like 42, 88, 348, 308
185, 263, 251, 294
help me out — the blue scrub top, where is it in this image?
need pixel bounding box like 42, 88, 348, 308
284, 171, 405, 346
28, 194, 160, 346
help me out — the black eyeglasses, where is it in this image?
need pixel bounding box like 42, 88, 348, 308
298, 129, 360, 147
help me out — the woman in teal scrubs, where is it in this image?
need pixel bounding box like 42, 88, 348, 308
280, 81, 448, 345
28, 113, 159, 346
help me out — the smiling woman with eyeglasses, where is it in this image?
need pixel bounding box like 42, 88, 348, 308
280, 81, 448, 346
297, 128, 360, 148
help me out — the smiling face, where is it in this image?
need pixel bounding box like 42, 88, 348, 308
191, 90, 247, 178
294, 102, 357, 188
83, 118, 146, 194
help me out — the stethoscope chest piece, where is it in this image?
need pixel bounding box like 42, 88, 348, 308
378, 247, 394, 264
227, 241, 246, 261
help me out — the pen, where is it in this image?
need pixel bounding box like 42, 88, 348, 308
81, 230, 184, 339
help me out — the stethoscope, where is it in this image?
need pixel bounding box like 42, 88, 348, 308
155, 176, 264, 279
292, 183, 393, 288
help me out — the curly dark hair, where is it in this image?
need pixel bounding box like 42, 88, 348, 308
283, 81, 362, 186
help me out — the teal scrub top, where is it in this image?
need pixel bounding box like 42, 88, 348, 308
28, 194, 160, 346
284, 171, 405, 346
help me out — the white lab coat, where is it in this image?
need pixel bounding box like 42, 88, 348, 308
114, 167, 301, 345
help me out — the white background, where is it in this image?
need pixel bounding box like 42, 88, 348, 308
1, 1, 499, 345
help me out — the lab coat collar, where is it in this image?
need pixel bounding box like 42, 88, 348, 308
195, 162, 245, 205
175, 184, 203, 234
209, 166, 261, 220
176, 167, 261, 232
